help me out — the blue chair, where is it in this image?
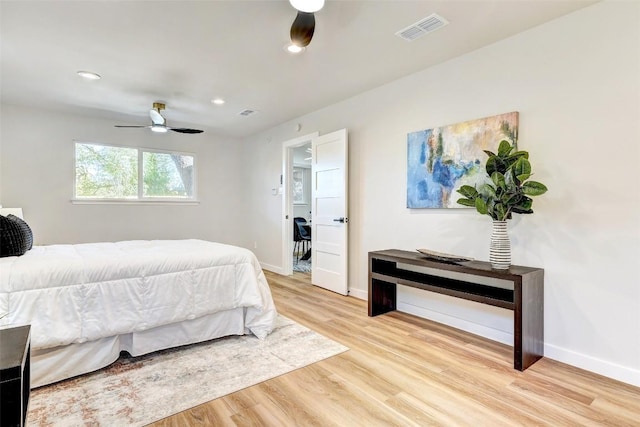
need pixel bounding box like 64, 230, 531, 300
293, 217, 311, 262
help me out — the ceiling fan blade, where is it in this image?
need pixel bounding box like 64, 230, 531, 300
149, 109, 165, 125
169, 128, 204, 134
290, 11, 315, 47
114, 125, 149, 128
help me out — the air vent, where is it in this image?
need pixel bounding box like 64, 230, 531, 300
395, 13, 449, 42
238, 109, 258, 117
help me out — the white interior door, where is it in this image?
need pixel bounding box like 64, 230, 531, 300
311, 129, 348, 295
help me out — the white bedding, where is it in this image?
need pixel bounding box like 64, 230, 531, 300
0, 239, 277, 352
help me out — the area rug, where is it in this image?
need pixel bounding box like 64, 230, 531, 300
293, 256, 311, 273
27, 315, 348, 426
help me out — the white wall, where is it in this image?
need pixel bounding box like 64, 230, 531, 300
243, 1, 640, 386
0, 105, 247, 246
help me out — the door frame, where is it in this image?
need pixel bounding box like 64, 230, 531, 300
281, 132, 319, 275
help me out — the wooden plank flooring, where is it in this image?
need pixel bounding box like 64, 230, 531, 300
151, 271, 640, 426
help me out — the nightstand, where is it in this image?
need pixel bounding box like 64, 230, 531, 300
0, 325, 31, 427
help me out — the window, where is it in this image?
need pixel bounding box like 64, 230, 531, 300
74, 142, 196, 201
292, 167, 307, 205
142, 151, 194, 198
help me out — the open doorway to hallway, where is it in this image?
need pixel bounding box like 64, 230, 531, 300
281, 132, 318, 283
291, 144, 312, 275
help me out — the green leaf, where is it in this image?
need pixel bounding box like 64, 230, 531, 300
497, 140, 513, 157
504, 169, 514, 187
507, 151, 529, 162
505, 168, 520, 187
504, 151, 528, 169
522, 181, 548, 196
486, 156, 506, 176
483, 150, 496, 158
456, 198, 476, 207
485, 157, 497, 176
481, 184, 497, 197
511, 207, 534, 214
495, 203, 506, 221
503, 193, 522, 205
491, 172, 506, 190
513, 158, 532, 182
457, 185, 478, 198
514, 197, 533, 210
475, 197, 488, 215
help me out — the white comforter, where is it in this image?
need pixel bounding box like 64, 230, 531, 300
0, 239, 277, 350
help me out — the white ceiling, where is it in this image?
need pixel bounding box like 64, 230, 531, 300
0, 1, 597, 138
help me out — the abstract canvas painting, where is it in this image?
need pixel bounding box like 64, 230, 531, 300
407, 112, 519, 208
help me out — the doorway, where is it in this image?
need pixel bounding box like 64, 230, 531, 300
291, 146, 312, 273
281, 132, 318, 279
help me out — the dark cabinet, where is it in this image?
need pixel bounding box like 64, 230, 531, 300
0, 325, 31, 427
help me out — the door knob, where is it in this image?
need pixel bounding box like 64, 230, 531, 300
333, 217, 346, 223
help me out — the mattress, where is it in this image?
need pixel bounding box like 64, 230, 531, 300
0, 239, 277, 351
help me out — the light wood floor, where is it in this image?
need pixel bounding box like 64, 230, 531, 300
151, 271, 640, 426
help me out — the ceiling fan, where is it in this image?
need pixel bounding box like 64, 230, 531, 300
289, 0, 324, 48
114, 102, 204, 134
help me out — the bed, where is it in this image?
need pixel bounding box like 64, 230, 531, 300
0, 210, 277, 387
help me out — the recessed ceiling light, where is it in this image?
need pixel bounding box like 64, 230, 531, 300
211, 98, 225, 105
289, 0, 324, 13
76, 70, 101, 80
284, 43, 305, 54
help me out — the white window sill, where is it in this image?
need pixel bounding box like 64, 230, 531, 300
71, 199, 200, 205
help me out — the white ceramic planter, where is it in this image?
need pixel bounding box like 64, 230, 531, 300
490, 220, 511, 270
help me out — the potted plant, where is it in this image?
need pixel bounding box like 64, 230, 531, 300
456, 140, 547, 269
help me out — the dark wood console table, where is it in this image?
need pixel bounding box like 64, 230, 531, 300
368, 249, 544, 371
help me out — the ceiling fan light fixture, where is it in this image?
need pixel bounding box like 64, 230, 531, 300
76, 70, 101, 80
150, 124, 168, 133
285, 43, 305, 54
289, 0, 324, 13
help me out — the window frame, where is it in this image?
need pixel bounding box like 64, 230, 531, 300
73, 141, 198, 204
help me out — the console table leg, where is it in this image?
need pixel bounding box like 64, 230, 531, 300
514, 271, 544, 370
368, 256, 398, 316
369, 279, 396, 316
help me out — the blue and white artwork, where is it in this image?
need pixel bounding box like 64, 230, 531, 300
407, 112, 519, 208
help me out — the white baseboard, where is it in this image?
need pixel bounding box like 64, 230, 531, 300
348, 287, 367, 300
400, 303, 640, 387
260, 262, 283, 275
544, 343, 640, 387
397, 302, 513, 346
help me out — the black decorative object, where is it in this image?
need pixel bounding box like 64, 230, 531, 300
0, 214, 33, 257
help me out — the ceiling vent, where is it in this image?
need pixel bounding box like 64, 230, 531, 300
238, 109, 258, 117
395, 13, 449, 42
